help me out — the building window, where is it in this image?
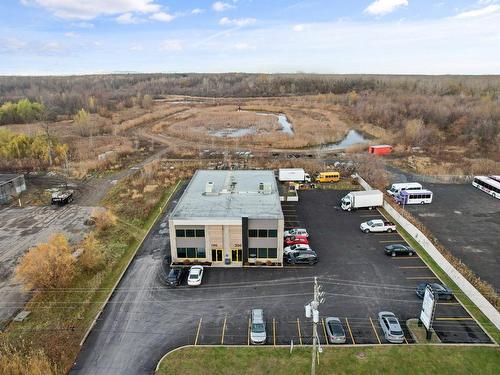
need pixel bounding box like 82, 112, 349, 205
176, 229, 205, 237
248, 229, 278, 238
268, 248, 277, 258
176, 248, 206, 259
258, 248, 268, 258
249, 248, 257, 258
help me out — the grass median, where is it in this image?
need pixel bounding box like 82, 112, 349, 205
156, 346, 500, 375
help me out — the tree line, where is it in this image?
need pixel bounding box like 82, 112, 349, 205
0, 98, 45, 124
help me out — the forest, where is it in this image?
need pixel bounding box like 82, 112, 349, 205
0, 74, 499, 157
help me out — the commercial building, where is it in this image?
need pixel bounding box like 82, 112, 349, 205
169, 170, 284, 267
0, 174, 26, 204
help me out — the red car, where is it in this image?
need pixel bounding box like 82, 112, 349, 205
284, 236, 309, 246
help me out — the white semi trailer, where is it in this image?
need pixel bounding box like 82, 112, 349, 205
278, 168, 311, 183
341, 190, 383, 211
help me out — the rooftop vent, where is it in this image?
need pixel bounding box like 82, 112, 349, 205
205, 181, 214, 194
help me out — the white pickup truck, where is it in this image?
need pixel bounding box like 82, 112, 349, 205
360, 219, 396, 233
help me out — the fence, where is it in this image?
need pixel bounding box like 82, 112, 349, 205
355, 174, 500, 331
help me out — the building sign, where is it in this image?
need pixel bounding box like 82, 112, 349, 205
420, 285, 436, 330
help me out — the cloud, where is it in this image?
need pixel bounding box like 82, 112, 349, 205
234, 42, 255, 50
365, 0, 408, 16
212, 1, 234, 12
116, 13, 140, 24
64, 32, 79, 38
159, 40, 182, 51
21, 0, 161, 20
130, 44, 144, 51
0, 37, 27, 52
150, 12, 175, 22
454, 4, 500, 18
192, 8, 204, 14
219, 17, 256, 26
293, 24, 305, 32
71, 21, 94, 28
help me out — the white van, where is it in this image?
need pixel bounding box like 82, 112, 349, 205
387, 182, 423, 197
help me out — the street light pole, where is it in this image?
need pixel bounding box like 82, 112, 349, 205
305, 277, 323, 375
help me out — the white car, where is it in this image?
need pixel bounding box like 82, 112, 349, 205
284, 244, 311, 255
187, 266, 204, 286
378, 311, 404, 344
284, 228, 309, 238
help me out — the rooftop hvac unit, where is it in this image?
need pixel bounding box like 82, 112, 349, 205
205, 181, 214, 194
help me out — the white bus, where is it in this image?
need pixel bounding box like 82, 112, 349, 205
387, 182, 423, 197
396, 189, 433, 205
472, 176, 500, 200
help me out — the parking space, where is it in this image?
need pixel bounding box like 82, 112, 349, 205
183, 189, 492, 347
403, 183, 500, 291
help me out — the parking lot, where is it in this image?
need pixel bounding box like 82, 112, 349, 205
72, 188, 493, 375
403, 183, 500, 292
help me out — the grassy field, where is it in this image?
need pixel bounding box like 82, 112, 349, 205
156, 346, 500, 375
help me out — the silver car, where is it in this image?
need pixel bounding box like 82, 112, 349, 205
250, 309, 266, 345
325, 317, 346, 344
378, 311, 404, 343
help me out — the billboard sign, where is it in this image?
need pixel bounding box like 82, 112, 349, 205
420, 285, 436, 330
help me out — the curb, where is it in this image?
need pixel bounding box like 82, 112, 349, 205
79, 180, 181, 347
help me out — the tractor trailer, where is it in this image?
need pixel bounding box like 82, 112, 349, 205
278, 168, 311, 183
341, 190, 383, 211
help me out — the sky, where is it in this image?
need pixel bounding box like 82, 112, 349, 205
1, 0, 500, 75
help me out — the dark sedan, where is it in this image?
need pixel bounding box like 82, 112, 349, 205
384, 244, 415, 257
286, 251, 318, 265
166, 267, 187, 287
416, 282, 453, 300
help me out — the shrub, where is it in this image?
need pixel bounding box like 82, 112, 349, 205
16, 234, 76, 290
79, 233, 104, 272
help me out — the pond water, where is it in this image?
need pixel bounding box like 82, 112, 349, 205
244, 110, 294, 135
209, 128, 256, 138
317, 129, 368, 150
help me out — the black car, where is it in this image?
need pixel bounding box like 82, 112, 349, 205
416, 282, 453, 300
286, 251, 318, 265
384, 244, 415, 257
166, 268, 187, 287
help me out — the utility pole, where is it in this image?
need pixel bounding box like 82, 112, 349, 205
305, 277, 324, 375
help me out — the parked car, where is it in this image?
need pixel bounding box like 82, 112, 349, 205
284, 235, 309, 246
416, 283, 453, 300
250, 309, 266, 344
166, 267, 187, 287
360, 219, 396, 233
284, 244, 311, 255
187, 266, 204, 286
384, 244, 415, 257
284, 228, 309, 238
325, 317, 346, 344
286, 251, 318, 265
378, 311, 404, 344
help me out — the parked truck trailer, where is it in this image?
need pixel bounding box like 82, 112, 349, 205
341, 190, 383, 211
278, 168, 311, 183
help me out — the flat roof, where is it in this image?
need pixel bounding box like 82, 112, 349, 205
171, 170, 283, 220
0, 174, 23, 185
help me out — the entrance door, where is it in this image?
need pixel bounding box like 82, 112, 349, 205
231, 249, 242, 262
212, 249, 223, 262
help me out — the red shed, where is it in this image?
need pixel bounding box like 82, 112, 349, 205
368, 145, 393, 155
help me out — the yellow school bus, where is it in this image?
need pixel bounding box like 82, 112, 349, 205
315, 171, 340, 183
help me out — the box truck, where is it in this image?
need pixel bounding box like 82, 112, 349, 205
278, 168, 311, 183
341, 190, 383, 211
